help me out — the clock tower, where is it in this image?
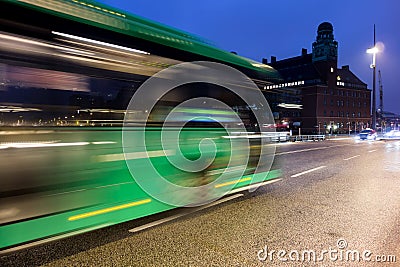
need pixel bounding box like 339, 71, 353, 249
312, 22, 338, 62
312, 22, 338, 83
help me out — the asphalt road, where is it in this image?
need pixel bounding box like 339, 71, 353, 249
1, 137, 400, 266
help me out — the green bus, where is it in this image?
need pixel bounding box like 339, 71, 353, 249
0, 0, 281, 251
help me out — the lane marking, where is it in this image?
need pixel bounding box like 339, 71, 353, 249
275, 144, 355, 156
329, 144, 352, 148
128, 194, 244, 233
275, 144, 350, 156
275, 146, 328, 155
229, 178, 282, 194
368, 149, 377, 153
68, 199, 151, 221
343, 155, 360, 161
291, 166, 326, 178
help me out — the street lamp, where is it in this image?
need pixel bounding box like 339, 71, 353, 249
366, 47, 378, 66
366, 46, 379, 130
366, 25, 379, 130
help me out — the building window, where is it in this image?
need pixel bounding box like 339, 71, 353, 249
330, 111, 334, 116
324, 110, 327, 116
337, 81, 345, 86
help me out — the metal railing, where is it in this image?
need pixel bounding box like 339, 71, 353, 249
289, 135, 325, 142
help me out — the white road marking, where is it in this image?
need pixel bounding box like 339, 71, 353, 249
128, 194, 244, 233
343, 155, 360, 161
275, 144, 352, 156
291, 166, 326, 178
275, 147, 328, 156
368, 149, 377, 153
229, 178, 282, 194
326, 137, 353, 141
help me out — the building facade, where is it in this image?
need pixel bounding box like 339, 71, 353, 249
263, 22, 371, 134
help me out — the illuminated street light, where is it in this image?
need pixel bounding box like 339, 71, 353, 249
366, 47, 379, 54
366, 25, 379, 130
366, 46, 379, 67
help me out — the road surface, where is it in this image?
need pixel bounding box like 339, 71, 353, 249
1, 138, 399, 266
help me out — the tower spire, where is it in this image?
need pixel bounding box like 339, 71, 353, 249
312, 22, 338, 62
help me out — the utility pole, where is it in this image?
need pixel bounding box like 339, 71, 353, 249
371, 24, 377, 130
378, 70, 384, 130
378, 70, 383, 114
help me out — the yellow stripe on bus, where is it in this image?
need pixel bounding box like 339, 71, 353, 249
68, 199, 151, 221
214, 177, 252, 188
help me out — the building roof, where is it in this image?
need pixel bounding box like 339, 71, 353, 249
269, 53, 367, 89
269, 54, 321, 82
337, 67, 367, 87
318, 22, 333, 32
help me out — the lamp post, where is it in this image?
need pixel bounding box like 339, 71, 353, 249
366, 25, 379, 130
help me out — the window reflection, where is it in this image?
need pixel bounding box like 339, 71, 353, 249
0, 63, 141, 126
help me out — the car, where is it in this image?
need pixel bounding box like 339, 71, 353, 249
358, 129, 377, 140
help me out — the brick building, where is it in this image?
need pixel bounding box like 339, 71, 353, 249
263, 22, 371, 134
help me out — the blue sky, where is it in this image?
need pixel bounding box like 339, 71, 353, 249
98, 0, 399, 114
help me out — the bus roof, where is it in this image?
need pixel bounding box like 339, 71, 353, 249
6, 0, 279, 81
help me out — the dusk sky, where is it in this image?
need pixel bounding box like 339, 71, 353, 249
98, 0, 399, 114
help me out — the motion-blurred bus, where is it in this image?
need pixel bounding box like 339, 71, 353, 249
0, 0, 282, 251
